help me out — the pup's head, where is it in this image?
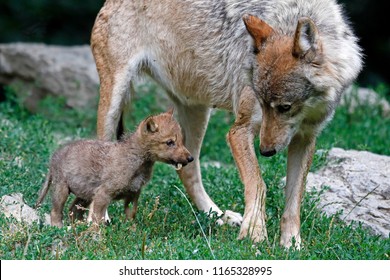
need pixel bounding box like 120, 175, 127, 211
138, 109, 193, 170
243, 14, 362, 156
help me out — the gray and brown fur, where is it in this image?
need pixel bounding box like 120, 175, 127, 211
91, 0, 362, 248
35, 110, 193, 227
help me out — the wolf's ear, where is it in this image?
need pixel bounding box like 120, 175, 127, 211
293, 17, 323, 64
243, 14, 274, 48
144, 117, 159, 133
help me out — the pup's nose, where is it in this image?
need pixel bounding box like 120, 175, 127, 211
260, 149, 276, 157
187, 155, 194, 163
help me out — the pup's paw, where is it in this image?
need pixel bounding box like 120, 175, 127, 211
219, 210, 243, 226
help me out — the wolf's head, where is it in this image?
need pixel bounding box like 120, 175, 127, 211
243, 14, 362, 156
138, 109, 193, 170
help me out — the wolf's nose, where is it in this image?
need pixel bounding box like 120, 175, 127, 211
187, 155, 194, 163
260, 149, 276, 157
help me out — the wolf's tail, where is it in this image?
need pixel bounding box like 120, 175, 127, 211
34, 171, 52, 208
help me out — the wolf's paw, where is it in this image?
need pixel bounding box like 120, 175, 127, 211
280, 233, 301, 250
104, 210, 111, 224
221, 210, 243, 226
280, 214, 302, 249
280, 224, 302, 250
238, 216, 268, 243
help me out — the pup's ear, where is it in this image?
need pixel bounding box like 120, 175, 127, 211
243, 14, 274, 48
166, 107, 174, 117
144, 117, 159, 133
293, 17, 323, 64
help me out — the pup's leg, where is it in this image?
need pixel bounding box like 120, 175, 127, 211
227, 87, 267, 243
89, 187, 111, 224
84, 201, 110, 224
174, 103, 242, 225
124, 191, 140, 220
86, 200, 110, 223
50, 182, 69, 227
280, 133, 316, 249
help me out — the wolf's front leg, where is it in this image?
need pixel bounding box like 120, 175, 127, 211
227, 87, 267, 243
174, 103, 242, 226
280, 133, 316, 249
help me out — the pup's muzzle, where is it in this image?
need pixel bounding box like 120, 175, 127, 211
171, 155, 194, 170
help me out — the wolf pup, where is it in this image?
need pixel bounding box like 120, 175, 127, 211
91, 0, 362, 248
35, 110, 193, 227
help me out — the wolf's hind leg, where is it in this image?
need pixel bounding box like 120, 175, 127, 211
92, 13, 143, 141
96, 57, 141, 141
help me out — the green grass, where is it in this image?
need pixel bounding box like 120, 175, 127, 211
0, 84, 389, 260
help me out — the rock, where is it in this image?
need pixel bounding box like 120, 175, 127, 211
0, 193, 50, 225
306, 148, 390, 238
342, 86, 390, 116
0, 43, 99, 111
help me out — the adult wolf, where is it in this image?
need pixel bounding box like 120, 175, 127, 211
91, 0, 362, 248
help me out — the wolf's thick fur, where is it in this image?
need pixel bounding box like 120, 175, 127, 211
91, 0, 362, 248
35, 110, 193, 227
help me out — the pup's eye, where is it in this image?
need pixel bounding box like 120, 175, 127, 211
277, 104, 292, 113
166, 140, 175, 147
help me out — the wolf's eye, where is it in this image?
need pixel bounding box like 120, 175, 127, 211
277, 104, 292, 113
166, 140, 175, 147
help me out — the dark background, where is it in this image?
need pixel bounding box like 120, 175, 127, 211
0, 0, 389, 88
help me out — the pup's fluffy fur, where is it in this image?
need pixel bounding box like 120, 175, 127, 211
36, 110, 193, 226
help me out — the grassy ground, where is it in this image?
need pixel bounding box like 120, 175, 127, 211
0, 84, 389, 260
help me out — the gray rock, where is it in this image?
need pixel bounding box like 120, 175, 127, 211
306, 148, 390, 238
0, 43, 99, 111
0, 193, 50, 225
342, 86, 390, 116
